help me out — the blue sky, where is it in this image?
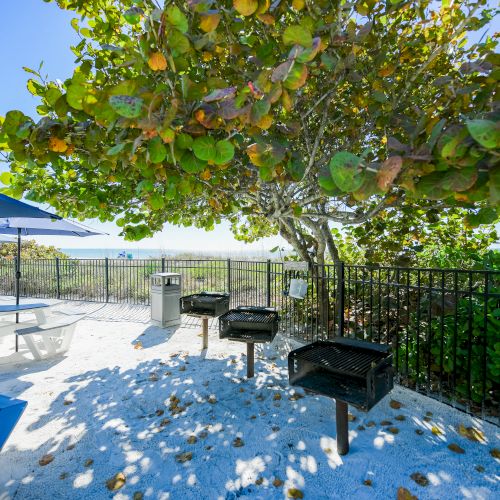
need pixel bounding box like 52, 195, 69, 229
0, 0, 287, 253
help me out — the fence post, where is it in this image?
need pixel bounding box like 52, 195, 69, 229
161, 257, 165, 273
105, 257, 109, 303
55, 257, 61, 299
266, 259, 271, 307
336, 261, 345, 337
227, 258, 231, 293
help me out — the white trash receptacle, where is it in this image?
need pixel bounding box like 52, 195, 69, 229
151, 273, 182, 328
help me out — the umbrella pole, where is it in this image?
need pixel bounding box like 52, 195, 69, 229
15, 228, 21, 351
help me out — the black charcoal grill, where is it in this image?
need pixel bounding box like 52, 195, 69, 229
179, 292, 230, 350
219, 306, 280, 378
289, 337, 393, 455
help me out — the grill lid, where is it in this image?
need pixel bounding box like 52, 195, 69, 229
221, 309, 276, 324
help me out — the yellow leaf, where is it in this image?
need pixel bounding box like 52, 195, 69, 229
378, 64, 396, 77
48, 137, 68, 153
257, 114, 273, 130
257, 13, 275, 25
200, 168, 212, 181
199, 12, 221, 32
106, 472, 126, 491
134, 341, 143, 350
233, 0, 258, 16
148, 52, 167, 71
292, 0, 305, 10
287, 488, 304, 499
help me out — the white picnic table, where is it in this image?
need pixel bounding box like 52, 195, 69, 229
0, 302, 51, 351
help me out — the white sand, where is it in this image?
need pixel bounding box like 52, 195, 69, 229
0, 302, 498, 499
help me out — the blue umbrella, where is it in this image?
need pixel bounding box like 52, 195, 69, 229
0, 194, 61, 220
0, 217, 106, 349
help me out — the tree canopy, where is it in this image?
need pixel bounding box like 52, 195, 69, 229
0, 0, 498, 263
0, 239, 68, 259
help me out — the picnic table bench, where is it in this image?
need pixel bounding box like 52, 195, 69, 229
0, 394, 27, 451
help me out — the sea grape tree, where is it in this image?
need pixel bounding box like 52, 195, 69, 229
0, 0, 498, 264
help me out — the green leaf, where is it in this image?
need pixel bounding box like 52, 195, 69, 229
440, 167, 478, 192
180, 151, 207, 173
149, 192, 165, 210
490, 166, 500, 206
247, 142, 286, 168
66, 84, 87, 110
283, 25, 313, 48
259, 166, 273, 181
2, 110, 25, 135
466, 120, 500, 149
148, 136, 167, 163
214, 140, 235, 165
329, 152, 365, 192
166, 5, 188, 33
193, 136, 216, 161
233, 0, 258, 16
283, 64, 308, 90
286, 156, 306, 181
175, 133, 194, 150
250, 100, 271, 124
124, 7, 143, 25
167, 31, 190, 56
465, 207, 499, 227
108, 95, 143, 119
0, 172, 13, 186
107, 143, 126, 156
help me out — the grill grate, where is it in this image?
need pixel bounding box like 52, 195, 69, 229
222, 310, 276, 324
294, 344, 385, 378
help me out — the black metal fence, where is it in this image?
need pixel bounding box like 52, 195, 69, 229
0, 257, 498, 423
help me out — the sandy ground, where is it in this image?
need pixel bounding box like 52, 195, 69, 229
0, 302, 498, 500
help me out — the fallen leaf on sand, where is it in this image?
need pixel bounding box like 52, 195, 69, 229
175, 452, 193, 463
357, 425, 365, 431
233, 437, 244, 447
165, 371, 172, 376
66, 444, 75, 451
106, 472, 126, 491
59, 472, 68, 480
149, 373, 159, 381
255, 477, 264, 485
448, 443, 465, 454
366, 421, 376, 427
397, 486, 418, 500
134, 342, 143, 350
272, 426, 280, 432
39, 454, 54, 466
273, 478, 284, 487
156, 409, 164, 417
63, 400, 73, 406
84, 458, 94, 467
415, 429, 424, 436
431, 426, 442, 435
395, 415, 406, 421
363, 479, 372, 486
208, 395, 217, 404
390, 399, 403, 409
425, 411, 433, 417
410, 472, 429, 487
289, 393, 304, 401
287, 488, 304, 498
388, 427, 399, 435
159, 418, 171, 427
423, 416, 432, 423
273, 393, 282, 401
475, 465, 485, 472
133, 493, 144, 500
380, 420, 392, 426
348, 413, 356, 422
179, 366, 186, 372
490, 448, 500, 459
187, 435, 197, 444
457, 424, 485, 442
239, 388, 245, 393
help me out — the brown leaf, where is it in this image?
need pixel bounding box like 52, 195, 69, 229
490, 448, 500, 459
106, 472, 126, 491
66, 444, 75, 451
273, 393, 282, 401
457, 424, 485, 442
475, 465, 485, 473
363, 479, 372, 486
410, 472, 429, 487
395, 415, 406, 421
59, 472, 68, 480
287, 488, 304, 499
380, 420, 393, 426
133, 493, 144, 500
289, 393, 304, 401
357, 425, 366, 431
377, 157, 403, 191
39, 454, 55, 466
366, 421, 376, 428
415, 429, 424, 436
63, 400, 73, 406
348, 413, 357, 422
397, 486, 418, 500
390, 399, 403, 409
175, 452, 193, 463
187, 435, 197, 444
448, 443, 465, 454
273, 478, 284, 487
208, 395, 217, 404
156, 409, 164, 417
388, 427, 399, 435
134, 341, 143, 350
233, 437, 244, 447
255, 477, 264, 485
84, 458, 94, 467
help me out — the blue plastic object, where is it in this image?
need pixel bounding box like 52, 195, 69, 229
0, 394, 27, 451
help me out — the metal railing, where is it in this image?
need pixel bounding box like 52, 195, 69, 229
0, 257, 498, 422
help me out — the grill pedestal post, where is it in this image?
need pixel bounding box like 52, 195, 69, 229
202, 317, 208, 350
336, 399, 349, 455
246, 343, 255, 378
